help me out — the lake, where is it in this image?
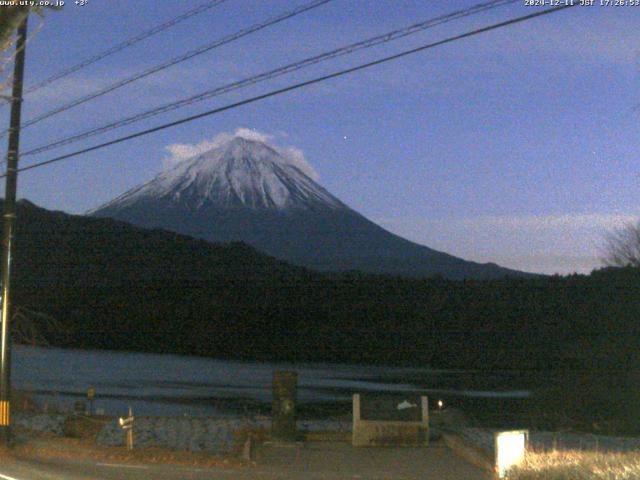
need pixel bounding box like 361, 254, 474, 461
13, 345, 532, 418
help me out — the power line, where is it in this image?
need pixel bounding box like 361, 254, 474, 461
1, 0, 228, 104
4, 5, 576, 179
23, 0, 518, 158
0, 0, 333, 138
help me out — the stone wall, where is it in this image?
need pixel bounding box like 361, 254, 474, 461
14, 413, 352, 455
96, 417, 269, 454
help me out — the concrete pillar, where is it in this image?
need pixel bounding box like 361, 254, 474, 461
271, 371, 297, 441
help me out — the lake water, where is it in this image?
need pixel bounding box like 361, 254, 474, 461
12, 345, 530, 418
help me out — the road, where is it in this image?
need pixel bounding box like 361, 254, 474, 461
0, 441, 491, 479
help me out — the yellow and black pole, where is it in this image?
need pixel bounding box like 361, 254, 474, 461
0, 15, 28, 445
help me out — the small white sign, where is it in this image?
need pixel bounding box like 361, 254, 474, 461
495, 430, 528, 478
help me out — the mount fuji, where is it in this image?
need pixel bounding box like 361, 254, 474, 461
91, 131, 526, 279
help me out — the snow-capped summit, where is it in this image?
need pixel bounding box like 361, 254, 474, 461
92, 129, 529, 280
97, 135, 345, 212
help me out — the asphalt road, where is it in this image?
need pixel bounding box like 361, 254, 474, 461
0, 458, 252, 480
0, 442, 491, 479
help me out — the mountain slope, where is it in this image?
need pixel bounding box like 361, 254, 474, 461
98, 137, 344, 212
11, 199, 311, 359
91, 133, 528, 279
6, 200, 640, 372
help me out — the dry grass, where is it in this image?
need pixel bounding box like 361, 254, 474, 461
0, 443, 14, 460
12, 435, 246, 468
507, 449, 640, 480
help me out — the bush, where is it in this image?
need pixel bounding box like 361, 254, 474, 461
507, 450, 640, 479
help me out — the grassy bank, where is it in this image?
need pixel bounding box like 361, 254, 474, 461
507, 450, 640, 479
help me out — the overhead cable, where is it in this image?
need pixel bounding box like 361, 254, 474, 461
6, 4, 576, 178
0, 0, 333, 138
23, 0, 518, 157
9, 0, 229, 101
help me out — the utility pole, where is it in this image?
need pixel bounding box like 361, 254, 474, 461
0, 15, 28, 445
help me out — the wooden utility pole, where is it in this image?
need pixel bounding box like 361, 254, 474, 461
0, 15, 27, 445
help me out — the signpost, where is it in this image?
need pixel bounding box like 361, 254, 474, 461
118, 407, 134, 450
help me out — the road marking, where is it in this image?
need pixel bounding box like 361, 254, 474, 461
0, 401, 10, 426
0, 472, 21, 480
96, 463, 150, 469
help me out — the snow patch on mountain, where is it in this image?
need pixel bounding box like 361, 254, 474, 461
163, 128, 319, 181
94, 132, 344, 212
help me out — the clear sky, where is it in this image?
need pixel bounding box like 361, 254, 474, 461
0, 0, 638, 275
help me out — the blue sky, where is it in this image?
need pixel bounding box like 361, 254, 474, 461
1, 0, 638, 274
